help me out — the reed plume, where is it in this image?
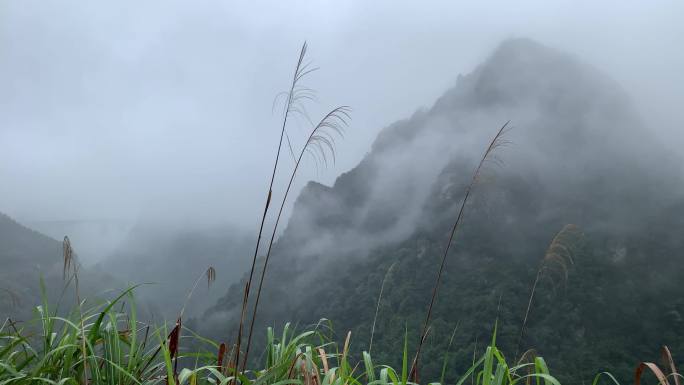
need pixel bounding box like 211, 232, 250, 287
62, 236, 88, 385
516, 224, 582, 357
62, 235, 73, 279
206, 266, 216, 288
410, 121, 510, 381
369, 262, 397, 353
179, 266, 217, 318
235, 41, 316, 373
241, 106, 350, 370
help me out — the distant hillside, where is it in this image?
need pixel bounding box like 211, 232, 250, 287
203, 39, 684, 384
0, 212, 119, 321
97, 220, 252, 320
29, 219, 133, 264
0, 212, 62, 320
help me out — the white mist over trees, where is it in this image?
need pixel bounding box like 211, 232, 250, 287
201, 38, 684, 383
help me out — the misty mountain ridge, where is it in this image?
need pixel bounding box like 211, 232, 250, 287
0, 212, 121, 320
96, 218, 252, 319
29, 218, 133, 265
201, 38, 684, 383
0, 211, 69, 321
0, 210, 253, 323
274, 38, 676, 261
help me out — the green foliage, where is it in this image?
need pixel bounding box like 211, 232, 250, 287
0, 287, 568, 385
253, 212, 684, 385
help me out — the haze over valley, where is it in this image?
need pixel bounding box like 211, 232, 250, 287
2, 2, 684, 384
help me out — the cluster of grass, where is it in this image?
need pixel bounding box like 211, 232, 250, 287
0, 283, 563, 385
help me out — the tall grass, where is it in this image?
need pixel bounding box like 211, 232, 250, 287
0, 285, 568, 385
515, 224, 582, 357
369, 262, 397, 354
236, 41, 317, 375
242, 106, 350, 369
410, 122, 511, 381
237, 42, 350, 371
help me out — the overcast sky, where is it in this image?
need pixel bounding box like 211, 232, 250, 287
1, 0, 683, 227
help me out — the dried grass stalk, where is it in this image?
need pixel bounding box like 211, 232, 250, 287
410, 122, 511, 381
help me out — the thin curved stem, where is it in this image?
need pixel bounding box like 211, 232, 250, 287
241, 107, 350, 370
410, 121, 510, 381
233, 42, 310, 373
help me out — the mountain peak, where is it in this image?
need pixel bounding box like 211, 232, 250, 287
205, 41, 681, 368
437, 37, 618, 112
492, 37, 554, 58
